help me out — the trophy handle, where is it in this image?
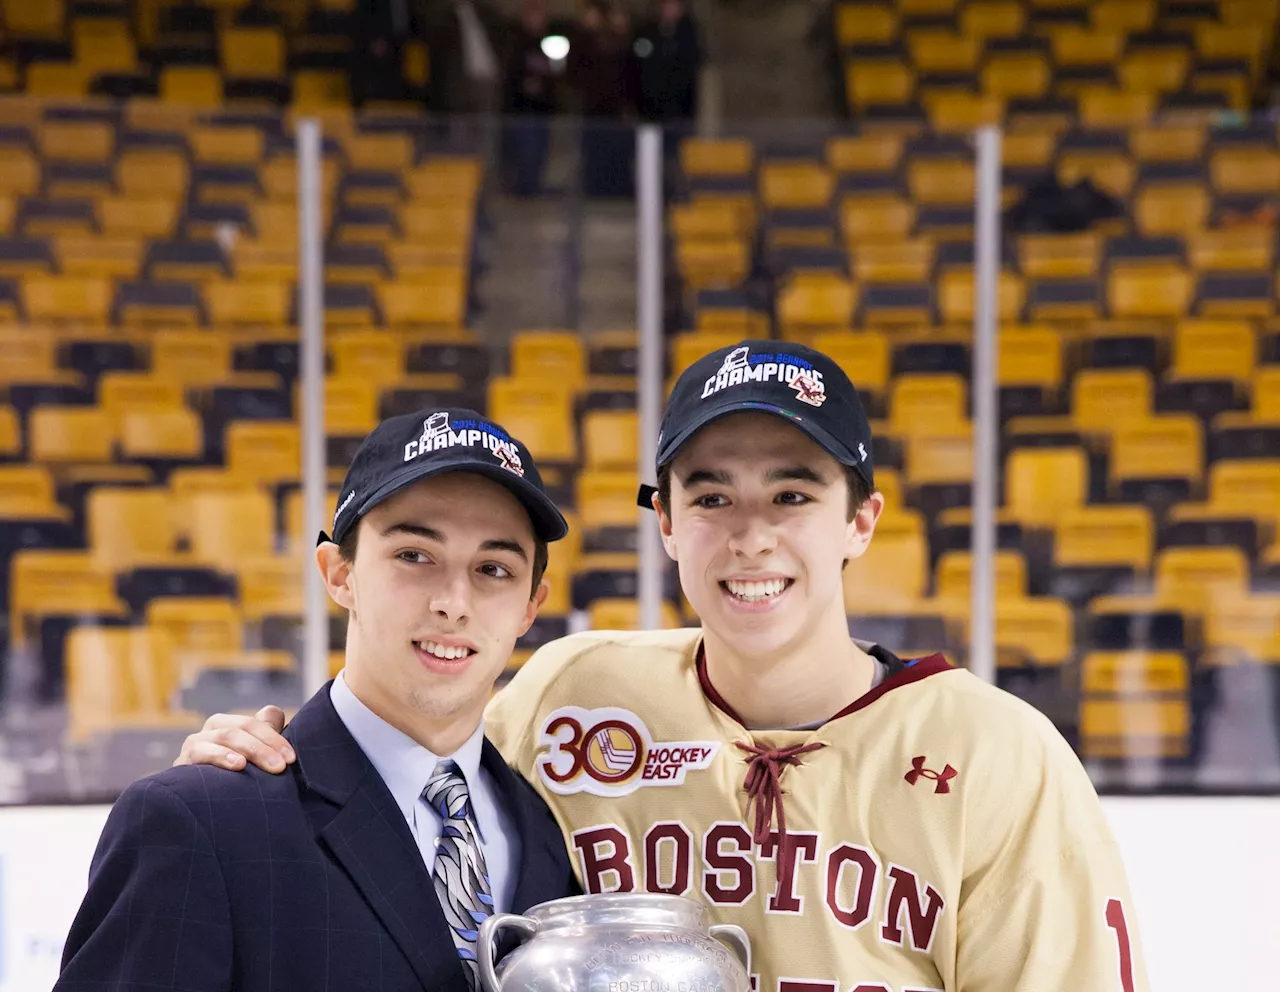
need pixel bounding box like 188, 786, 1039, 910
477, 913, 538, 992
709, 923, 752, 979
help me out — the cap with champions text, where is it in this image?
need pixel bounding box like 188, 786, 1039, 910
638, 340, 874, 507
321, 407, 568, 546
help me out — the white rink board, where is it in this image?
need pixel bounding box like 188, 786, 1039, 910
0, 798, 1274, 991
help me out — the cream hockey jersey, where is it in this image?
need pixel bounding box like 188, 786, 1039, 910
485, 628, 1149, 992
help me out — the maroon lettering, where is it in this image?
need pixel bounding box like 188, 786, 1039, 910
701, 822, 754, 905
643, 822, 692, 896
759, 830, 819, 913
570, 826, 636, 894
849, 986, 891, 992
880, 864, 945, 952
825, 843, 879, 930
778, 981, 837, 992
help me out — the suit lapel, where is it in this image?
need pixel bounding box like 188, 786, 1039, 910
287, 684, 470, 992
481, 739, 570, 912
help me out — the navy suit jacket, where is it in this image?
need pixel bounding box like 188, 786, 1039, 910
56, 682, 578, 992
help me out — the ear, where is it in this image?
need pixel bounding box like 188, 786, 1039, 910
652, 490, 678, 562
519, 578, 551, 636
316, 541, 356, 612
844, 490, 884, 564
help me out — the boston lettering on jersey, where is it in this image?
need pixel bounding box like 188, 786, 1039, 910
568, 820, 945, 957
700, 347, 826, 403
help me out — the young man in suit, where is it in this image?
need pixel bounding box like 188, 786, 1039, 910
55, 408, 579, 992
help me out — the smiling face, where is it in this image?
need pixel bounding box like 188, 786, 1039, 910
655, 412, 882, 668
317, 472, 547, 751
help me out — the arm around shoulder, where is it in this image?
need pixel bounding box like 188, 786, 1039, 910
56, 773, 233, 992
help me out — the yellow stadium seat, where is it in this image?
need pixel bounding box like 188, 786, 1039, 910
1135, 184, 1209, 236
981, 52, 1050, 99
116, 149, 188, 199
293, 69, 350, 110
835, 2, 897, 45
8, 550, 122, 649
936, 549, 1029, 601
1120, 50, 1189, 93
938, 268, 1024, 324
72, 19, 137, 75
1204, 595, 1280, 661
1005, 446, 1088, 526
1078, 88, 1156, 129
680, 138, 753, 177
317, 378, 377, 436
1188, 228, 1274, 272
1207, 459, 1280, 521
1073, 368, 1154, 431
1050, 28, 1124, 68
511, 331, 587, 390
889, 374, 967, 436
1056, 150, 1136, 199
2, 0, 64, 37
999, 326, 1063, 392
21, 275, 111, 324
53, 235, 143, 280
1081, 650, 1189, 759
189, 491, 277, 571
0, 403, 17, 458
1210, 149, 1280, 195
1055, 505, 1154, 573
150, 330, 232, 386
575, 470, 640, 530
329, 330, 404, 387
26, 62, 88, 98
39, 121, 113, 164
225, 422, 301, 486
963, 0, 1026, 36
221, 26, 285, 79
845, 61, 915, 109
924, 92, 1004, 132
66, 626, 180, 742
582, 410, 638, 472
587, 598, 682, 631
670, 200, 746, 242
1171, 320, 1256, 383
29, 406, 114, 462
758, 162, 835, 210
1108, 263, 1193, 318
777, 273, 855, 328
841, 195, 915, 243
205, 280, 290, 326
405, 158, 482, 203
0, 147, 38, 197
904, 424, 972, 486
346, 131, 415, 173
1017, 232, 1102, 279
233, 554, 307, 620
487, 379, 576, 463
146, 597, 244, 657
1109, 414, 1203, 494
1194, 23, 1266, 72
160, 66, 223, 107
907, 157, 974, 205
826, 134, 902, 175
99, 372, 184, 430
120, 408, 204, 461
399, 203, 474, 248
844, 509, 928, 607
0, 194, 13, 235
86, 487, 176, 570
0, 329, 57, 383
1090, 0, 1156, 33
0, 464, 58, 516
674, 238, 750, 292
851, 239, 933, 284
1254, 368, 1280, 421
192, 125, 265, 166
1130, 125, 1206, 163
900, 0, 958, 13
908, 31, 981, 73
1156, 546, 1249, 604
996, 596, 1074, 666
812, 330, 890, 398
379, 276, 466, 326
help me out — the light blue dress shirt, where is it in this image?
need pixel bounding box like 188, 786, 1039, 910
329, 671, 520, 914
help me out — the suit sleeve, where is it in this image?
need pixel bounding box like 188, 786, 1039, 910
56, 777, 233, 992
954, 740, 1150, 992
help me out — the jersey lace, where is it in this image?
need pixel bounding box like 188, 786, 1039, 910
736, 739, 825, 896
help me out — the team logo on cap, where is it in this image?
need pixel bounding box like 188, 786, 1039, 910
791, 368, 827, 407
536, 705, 720, 797
719, 345, 750, 375
421, 411, 451, 445
494, 440, 525, 477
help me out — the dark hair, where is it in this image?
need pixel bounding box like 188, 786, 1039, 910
338, 518, 549, 598
654, 461, 873, 521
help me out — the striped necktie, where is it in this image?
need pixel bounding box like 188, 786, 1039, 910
423, 760, 494, 990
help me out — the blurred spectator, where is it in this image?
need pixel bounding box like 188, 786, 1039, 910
423, 0, 504, 116
570, 0, 637, 197
354, 0, 414, 106
501, 0, 557, 196
633, 0, 702, 125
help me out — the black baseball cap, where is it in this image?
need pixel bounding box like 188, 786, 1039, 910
639, 340, 874, 506
320, 407, 568, 546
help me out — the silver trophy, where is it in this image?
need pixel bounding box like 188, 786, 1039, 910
478, 893, 752, 992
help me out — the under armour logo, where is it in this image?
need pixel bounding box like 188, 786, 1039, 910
904, 755, 957, 794
857, 442, 867, 461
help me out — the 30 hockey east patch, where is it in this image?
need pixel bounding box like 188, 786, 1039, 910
535, 705, 720, 797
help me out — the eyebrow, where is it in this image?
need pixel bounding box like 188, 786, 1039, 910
381, 522, 530, 563
680, 465, 832, 488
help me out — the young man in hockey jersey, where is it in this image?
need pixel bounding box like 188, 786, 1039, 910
177, 341, 1149, 992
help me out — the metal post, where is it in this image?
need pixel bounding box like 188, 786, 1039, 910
636, 125, 665, 630
297, 118, 329, 696
969, 125, 1002, 685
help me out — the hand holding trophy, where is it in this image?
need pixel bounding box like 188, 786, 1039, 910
478, 893, 752, 992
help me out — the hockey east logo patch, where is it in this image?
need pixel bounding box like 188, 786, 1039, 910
535, 706, 719, 797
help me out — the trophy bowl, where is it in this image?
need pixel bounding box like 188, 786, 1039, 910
477, 892, 752, 992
